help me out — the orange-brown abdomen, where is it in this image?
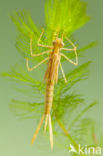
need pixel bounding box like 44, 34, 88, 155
45, 80, 54, 114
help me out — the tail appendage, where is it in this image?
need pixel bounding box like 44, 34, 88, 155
31, 81, 54, 150
31, 114, 53, 150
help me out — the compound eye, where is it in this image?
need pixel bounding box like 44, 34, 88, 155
52, 41, 56, 45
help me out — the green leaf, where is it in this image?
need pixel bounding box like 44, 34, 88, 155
10, 99, 44, 119
45, 0, 90, 35
69, 101, 98, 129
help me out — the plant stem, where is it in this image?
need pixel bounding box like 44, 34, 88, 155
55, 117, 85, 156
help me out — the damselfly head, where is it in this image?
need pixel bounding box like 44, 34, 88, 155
52, 38, 64, 48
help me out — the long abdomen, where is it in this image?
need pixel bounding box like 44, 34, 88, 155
45, 80, 54, 114
31, 52, 59, 149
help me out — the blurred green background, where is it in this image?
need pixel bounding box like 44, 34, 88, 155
0, 0, 103, 155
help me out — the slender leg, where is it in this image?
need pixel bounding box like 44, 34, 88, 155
61, 37, 78, 66
26, 57, 49, 72
66, 37, 76, 48
66, 37, 78, 65
60, 62, 67, 83
30, 36, 51, 56
61, 53, 77, 66
37, 30, 53, 49
31, 50, 50, 57
61, 48, 74, 51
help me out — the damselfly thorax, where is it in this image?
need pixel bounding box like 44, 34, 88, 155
44, 37, 64, 82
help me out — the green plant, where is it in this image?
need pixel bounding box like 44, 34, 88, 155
2, 0, 102, 155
